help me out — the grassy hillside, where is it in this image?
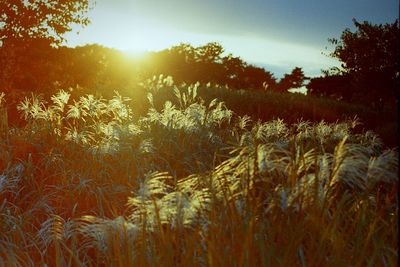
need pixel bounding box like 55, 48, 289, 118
129, 77, 397, 147
0, 80, 397, 266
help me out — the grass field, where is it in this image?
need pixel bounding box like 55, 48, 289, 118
0, 79, 398, 266
130, 77, 397, 147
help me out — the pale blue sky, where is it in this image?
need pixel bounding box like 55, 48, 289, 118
65, 0, 399, 78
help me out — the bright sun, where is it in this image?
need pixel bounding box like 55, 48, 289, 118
65, 3, 340, 78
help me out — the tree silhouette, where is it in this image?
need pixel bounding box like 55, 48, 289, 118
0, 0, 93, 93
329, 19, 398, 77
239, 65, 276, 90
276, 67, 306, 92
0, 0, 92, 46
221, 54, 246, 87
307, 74, 352, 100
313, 19, 399, 108
196, 42, 224, 63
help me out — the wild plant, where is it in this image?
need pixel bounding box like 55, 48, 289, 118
0, 84, 397, 266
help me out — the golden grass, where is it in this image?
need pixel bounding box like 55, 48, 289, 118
0, 78, 397, 266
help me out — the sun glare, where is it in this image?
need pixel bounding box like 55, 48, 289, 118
122, 49, 148, 60
67, 20, 339, 78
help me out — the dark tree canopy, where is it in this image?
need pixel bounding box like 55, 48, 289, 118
329, 19, 398, 77
0, 0, 93, 46
0, 0, 93, 93
196, 42, 224, 63
310, 19, 399, 107
307, 74, 352, 100
276, 67, 306, 92
140, 42, 278, 90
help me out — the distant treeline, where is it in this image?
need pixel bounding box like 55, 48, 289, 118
0, 19, 398, 115
0, 40, 307, 96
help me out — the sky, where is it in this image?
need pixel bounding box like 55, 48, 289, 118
65, 0, 399, 78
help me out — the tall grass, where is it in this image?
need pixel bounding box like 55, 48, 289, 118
135, 76, 397, 147
0, 78, 397, 266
